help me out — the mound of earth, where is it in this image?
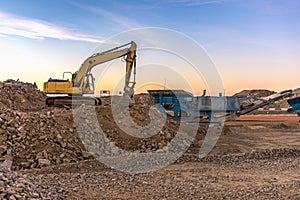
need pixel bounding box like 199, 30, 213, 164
293, 88, 300, 94
0, 80, 206, 171
233, 89, 300, 109
233, 89, 275, 98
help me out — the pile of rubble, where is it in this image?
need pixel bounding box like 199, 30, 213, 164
0, 80, 198, 170
0, 80, 95, 170
0, 106, 93, 171
0, 79, 46, 111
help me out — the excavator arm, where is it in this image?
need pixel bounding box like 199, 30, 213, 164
72, 41, 137, 96
124, 42, 137, 97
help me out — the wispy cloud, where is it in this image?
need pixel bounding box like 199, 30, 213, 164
164, 0, 229, 6
0, 12, 104, 43
114, 1, 160, 11
236, 0, 300, 16
168, 0, 300, 15
69, 1, 141, 29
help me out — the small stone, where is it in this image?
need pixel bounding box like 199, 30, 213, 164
56, 134, 63, 141
81, 151, 93, 159
60, 141, 67, 148
38, 159, 51, 168
31, 193, 40, 198
59, 153, 65, 159
0, 145, 7, 155
14, 194, 22, 199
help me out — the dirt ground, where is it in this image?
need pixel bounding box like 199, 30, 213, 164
1, 81, 299, 199
237, 115, 300, 122
23, 117, 300, 199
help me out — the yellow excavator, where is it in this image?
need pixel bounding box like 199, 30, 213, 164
43, 41, 137, 106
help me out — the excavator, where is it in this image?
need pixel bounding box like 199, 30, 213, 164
43, 41, 137, 106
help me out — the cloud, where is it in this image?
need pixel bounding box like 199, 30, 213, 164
69, 1, 141, 29
236, 0, 300, 16
164, 0, 229, 6
103, 1, 159, 11
114, 4, 159, 11
167, 0, 300, 14
0, 12, 104, 43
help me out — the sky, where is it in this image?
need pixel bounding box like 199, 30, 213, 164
0, 0, 299, 95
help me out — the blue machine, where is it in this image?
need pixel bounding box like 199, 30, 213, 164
148, 90, 241, 121
287, 97, 300, 117
148, 89, 294, 121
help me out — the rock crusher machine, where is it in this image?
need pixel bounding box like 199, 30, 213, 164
148, 89, 293, 122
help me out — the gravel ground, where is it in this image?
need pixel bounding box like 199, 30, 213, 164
0, 169, 47, 199
20, 149, 300, 200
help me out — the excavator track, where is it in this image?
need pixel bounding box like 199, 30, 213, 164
46, 96, 102, 107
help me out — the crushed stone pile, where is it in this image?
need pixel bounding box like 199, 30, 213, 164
0, 79, 46, 111
0, 107, 91, 171
0, 81, 204, 170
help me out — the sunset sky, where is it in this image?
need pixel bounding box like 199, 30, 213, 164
0, 0, 299, 95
